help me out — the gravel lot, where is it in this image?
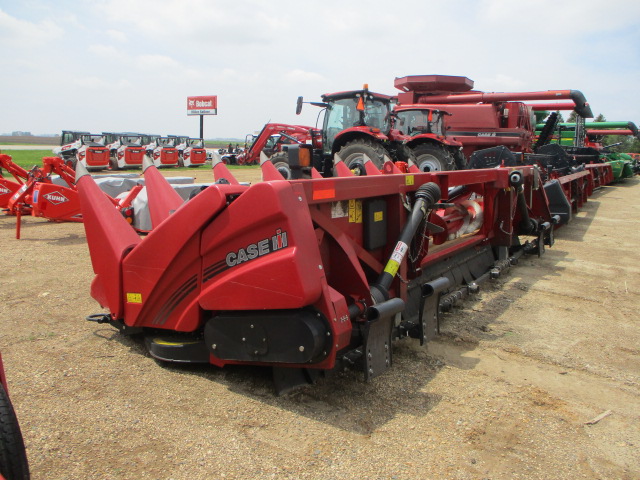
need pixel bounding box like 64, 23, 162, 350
1, 169, 638, 479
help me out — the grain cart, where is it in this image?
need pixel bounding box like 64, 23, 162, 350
77, 144, 560, 393
394, 75, 593, 158
295, 85, 416, 177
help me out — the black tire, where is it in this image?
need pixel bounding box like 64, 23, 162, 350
65, 157, 78, 170
336, 138, 386, 176
453, 149, 468, 170
0, 384, 30, 480
270, 152, 292, 179
109, 156, 120, 171
412, 143, 455, 172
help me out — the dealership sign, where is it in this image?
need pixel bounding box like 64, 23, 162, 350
187, 95, 217, 115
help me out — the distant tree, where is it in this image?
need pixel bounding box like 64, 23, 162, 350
556, 111, 565, 123
594, 113, 606, 122
567, 111, 577, 123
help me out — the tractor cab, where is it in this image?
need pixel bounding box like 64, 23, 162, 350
394, 107, 447, 137
80, 134, 107, 146
320, 88, 392, 156
60, 130, 90, 146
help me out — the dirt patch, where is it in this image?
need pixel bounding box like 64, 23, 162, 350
1, 172, 638, 479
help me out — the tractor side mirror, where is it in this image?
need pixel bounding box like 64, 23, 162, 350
296, 96, 303, 115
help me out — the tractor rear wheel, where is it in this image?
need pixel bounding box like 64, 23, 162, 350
270, 152, 292, 179
412, 144, 455, 172
336, 138, 386, 176
0, 383, 30, 480
109, 156, 120, 171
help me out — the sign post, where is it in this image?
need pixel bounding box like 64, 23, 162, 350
187, 95, 218, 139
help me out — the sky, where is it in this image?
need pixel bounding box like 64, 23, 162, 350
1, 0, 639, 140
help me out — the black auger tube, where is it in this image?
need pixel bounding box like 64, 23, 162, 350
370, 182, 441, 303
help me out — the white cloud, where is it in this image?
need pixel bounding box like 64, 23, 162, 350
0, 8, 63, 48
106, 29, 127, 42
136, 54, 181, 69
284, 69, 326, 84
72, 76, 132, 90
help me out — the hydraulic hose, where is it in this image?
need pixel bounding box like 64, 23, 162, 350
370, 182, 441, 303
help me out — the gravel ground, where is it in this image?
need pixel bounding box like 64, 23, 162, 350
1, 169, 638, 479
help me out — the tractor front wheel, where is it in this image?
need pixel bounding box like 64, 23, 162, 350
270, 152, 292, 179
336, 139, 386, 176
412, 144, 455, 172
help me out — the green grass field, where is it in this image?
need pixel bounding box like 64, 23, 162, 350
0, 148, 259, 173
0, 149, 54, 169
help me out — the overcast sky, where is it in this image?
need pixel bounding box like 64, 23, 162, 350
1, 0, 639, 139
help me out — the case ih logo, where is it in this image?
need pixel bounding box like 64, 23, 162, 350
225, 229, 288, 267
43, 191, 69, 205
0, 185, 10, 195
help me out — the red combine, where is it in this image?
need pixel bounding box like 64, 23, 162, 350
77, 143, 579, 393
394, 75, 593, 158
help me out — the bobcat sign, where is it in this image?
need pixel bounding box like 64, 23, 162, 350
187, 96, 218, 116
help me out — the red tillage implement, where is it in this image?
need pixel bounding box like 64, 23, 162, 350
79, 145, 584, 393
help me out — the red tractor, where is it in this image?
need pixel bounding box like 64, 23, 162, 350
296, 85, 416, 176
394, 75, 593, 159
231, 123, 321, 167
392, 105, 466, 171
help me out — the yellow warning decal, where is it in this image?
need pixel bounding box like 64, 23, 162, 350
126, 293, 142, 304
348, 199, 362, 223
374, 211, 384, 222
405, 175, 415, 186
383, 260, 400, 277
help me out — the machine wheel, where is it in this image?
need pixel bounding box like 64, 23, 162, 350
412, 144, 455, 172
178, 157, 185, 168
109, 156, 120, 171
65, 157, 78, 170
270, 152, 292, 179
0, 383, 30, 480
453, 150, 467, 170
336, 138, 386, 176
